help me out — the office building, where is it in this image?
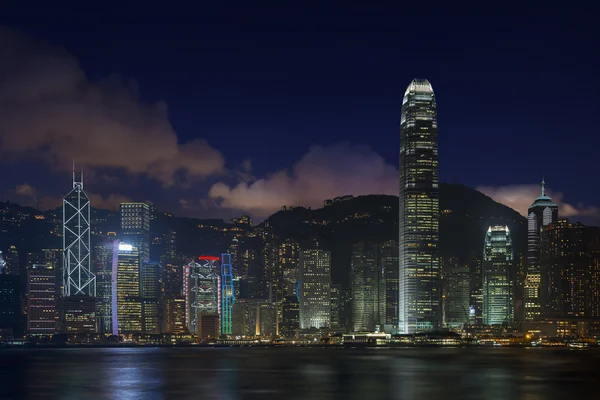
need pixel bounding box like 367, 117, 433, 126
63, 169, 96, 297
120, 203, 151, 264
27, 264, 56, 335
279, 239, 300, 296
163, 296, 187, 334
482, 226, 514, 325
280, 295, 300, 338
442, 257, 470, 328
61, 296, 96, 334
116, 243, 142, 334
141, 262, 161, 335
221, 253, 234, 335
351, 243, 383, 331
184, 257, 220, 335
330, 284, 342, 330
93, 242, 114, 334
525, 179, 558, 321
0, 269, 20, 338
380, 240, 399, 326
398, 78, 441, 333
299, 250, 331, 329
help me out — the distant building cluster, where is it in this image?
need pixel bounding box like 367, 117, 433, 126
1, 78, 600, 347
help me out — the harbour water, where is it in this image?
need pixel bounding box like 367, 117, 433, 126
1, 347, 598, 399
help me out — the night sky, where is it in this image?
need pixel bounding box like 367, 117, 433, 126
0, 5, 598, 224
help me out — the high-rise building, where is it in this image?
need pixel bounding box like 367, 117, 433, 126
184, 257, 220, 335
163, 296, 187, 335
63, 169, 96, 297
93, 242, 114, 334
525, 180, 558, 322
540, 220, 599, 319
398, 78, 440, 333
140, 262, 161, 335
330, 284, 342, 330
116, 243, 142, 334
221, 253, 234, 335
442, 257, 470, 328
482, 226, 514, 325
380, 241, 399, 327
0, 269, 20, 338
351, 243, 383, 331
0, 251, 6, 274
279, 240, 300, 297
61, 296, 96, 334
27, 264, 56, 335
120, 203, 151, 264
299, 250, 331, 329
469, 255, 483, 324
280, 295, 300, 338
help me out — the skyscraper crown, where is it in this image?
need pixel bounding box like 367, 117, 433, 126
404, 79, 434, 95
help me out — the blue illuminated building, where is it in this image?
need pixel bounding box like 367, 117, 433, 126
221, 253, 235, 335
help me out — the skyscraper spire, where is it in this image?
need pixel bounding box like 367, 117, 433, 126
541, 177, 545, 196
72, 159, 76, 188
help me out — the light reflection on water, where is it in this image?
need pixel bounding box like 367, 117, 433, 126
0, 347, 598, 400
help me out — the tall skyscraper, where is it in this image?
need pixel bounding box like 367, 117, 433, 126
163, 296, 187, 335
482, 226, 514, 325
116, 243, 142, 334
120, 202, 151, 264
525, 179, 558, 322
351, 243, 383, 331
0, 265, 20, 338
221, 253, 234, 335
184, 257, 220, 335
63, 169, 96, 297
27, 264, 56, 335
299, 249, 331, 329
380, 240, 399, 327
93, 242, 114, 334
140, 262, 161, 335
398, 78, 440, 333
280, 295, 300, 338
442, 257, 470, 328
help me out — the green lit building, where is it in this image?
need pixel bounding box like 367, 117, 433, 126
483, 226, 514, 325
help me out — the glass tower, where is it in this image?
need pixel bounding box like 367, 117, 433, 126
525, 179, 558, 321
482, 226, 514, 325
398, 78, 440, 333
299, 250, 331, 329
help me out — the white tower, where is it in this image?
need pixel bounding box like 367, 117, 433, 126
63, 164, 96, 296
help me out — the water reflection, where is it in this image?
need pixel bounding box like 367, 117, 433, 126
0, 347, 599, 399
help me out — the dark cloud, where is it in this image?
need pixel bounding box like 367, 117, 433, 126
0, 27, 224, 187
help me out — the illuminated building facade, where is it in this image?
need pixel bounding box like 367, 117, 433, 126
184, 257, 220, 335
120, 202, 151, 264
140, 262, 161, 334
398, 78, 440, 333
63, 169, 96, 297
280, 295, 300, 338
163, 296, 187, 334
0, 270, 20, 338
116, 243, 142, 334
541, 220, 600, 318
221, 253, 234, 335
330, 284, 341, 330
442, 257, 470, 328
27, 264, 56, 335
351, 243, 383, 331
299, 250, 331, 329
483, 226, 514, 325
93, 242, 114, 334
381, 240, 399, 326
61, 296, 96, 334
279, 240, 300, 296
525, 179, 558, 322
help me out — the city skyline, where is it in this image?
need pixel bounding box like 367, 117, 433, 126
0, 9, 598, 225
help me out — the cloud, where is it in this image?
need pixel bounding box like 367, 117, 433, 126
477, 184, 600, 220
14, 183, 37, 199
0, 27, 224, 187
209, 142, 398, 217
11, 184, 129, 211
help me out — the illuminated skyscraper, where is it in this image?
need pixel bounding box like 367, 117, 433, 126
184, 257, 220, 335
140, 262, 161, 335
163, 296, 187, 334
279, 239, 300, 297
380, 240, 399, 326
120, 203, 151, 264
398, 78, 440, 333
351, 243, 383, 331
482, 226, 514, 325
0, 266, 20, 338
525, 179, 558, 321
299, 250, 331, 329
27, 264, 56, 335
93, 242, 114, 334
116, 243, 142, 334
221, 253, 234, 335
63, 169, 96, 297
